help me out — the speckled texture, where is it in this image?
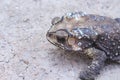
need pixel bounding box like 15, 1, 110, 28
0, 0, 120, 80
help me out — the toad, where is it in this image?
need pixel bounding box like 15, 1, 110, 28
46, 12, 120, 80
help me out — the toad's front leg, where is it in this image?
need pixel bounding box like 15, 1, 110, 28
79, 48, 107, 80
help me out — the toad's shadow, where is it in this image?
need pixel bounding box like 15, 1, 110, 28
49, 48, 92, 68
49, 48, 120, 67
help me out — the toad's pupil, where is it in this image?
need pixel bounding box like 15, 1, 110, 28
57, 36, 65, 43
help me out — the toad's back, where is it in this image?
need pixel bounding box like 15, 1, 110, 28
48, 12, 120, 60
85, 15, 120, 60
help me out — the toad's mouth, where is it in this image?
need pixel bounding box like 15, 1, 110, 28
46, 27, 84, 51
46, 33, 83, 51
46, 28, 73, 50
46, 36, 72, 50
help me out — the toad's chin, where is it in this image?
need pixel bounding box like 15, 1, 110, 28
61, 45, 82, 52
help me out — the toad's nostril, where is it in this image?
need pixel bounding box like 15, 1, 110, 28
47, 33, 52, 37
48, 33, 52, 37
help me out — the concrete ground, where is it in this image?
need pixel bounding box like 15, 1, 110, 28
0, 0, 120, 80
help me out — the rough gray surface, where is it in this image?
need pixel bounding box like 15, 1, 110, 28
0, 0, 120, 80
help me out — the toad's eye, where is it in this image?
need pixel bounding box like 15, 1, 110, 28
56, 36, 66, 43
51, 17, 63, 25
